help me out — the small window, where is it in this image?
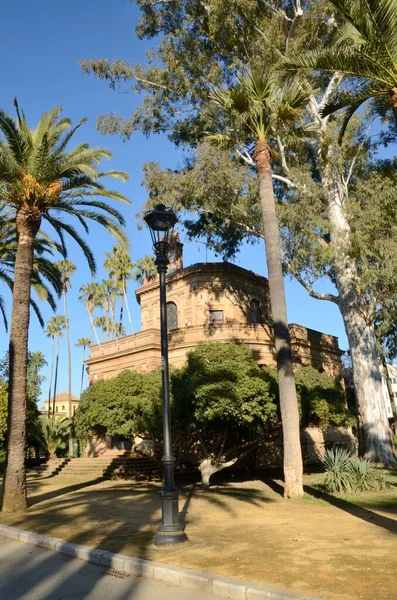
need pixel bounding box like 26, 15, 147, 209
167, 302, 178, 331
394, 392, 397, 399
249, 299, 262, 324
73, 405, 76, 415
62, 405, 65, 411
392, 377, 397, 384
209, 310, 224, 326
56, 405, 59, 412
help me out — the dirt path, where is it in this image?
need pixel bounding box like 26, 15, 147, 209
1, 472, 396, 600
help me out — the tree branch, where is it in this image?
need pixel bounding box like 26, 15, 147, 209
235, 146, 255, 166
343, 122, 373, 188
295, 273, 339, 304
272, 174, 295, 187
286, 1, 303, 50
197, 431, 209, 458
276, 134, 291, 176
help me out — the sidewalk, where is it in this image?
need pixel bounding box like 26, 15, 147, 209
0, 536, 215, 600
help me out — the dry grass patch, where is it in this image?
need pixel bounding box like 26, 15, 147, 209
0, 470, 396, 600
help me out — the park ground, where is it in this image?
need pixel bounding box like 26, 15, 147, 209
0, 470, 396, 600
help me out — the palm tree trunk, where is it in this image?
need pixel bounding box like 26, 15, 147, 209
254, 140, 303, 499
53, 336, 60, 415
80, 347, 86, 396
47, 336, 55, 416
1, 208, 40, 513
63, 289, 73, 455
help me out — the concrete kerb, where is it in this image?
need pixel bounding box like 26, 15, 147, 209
0, 524, 326, 600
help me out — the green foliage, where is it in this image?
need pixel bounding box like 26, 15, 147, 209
323, 447, 354, 493
0, 351, 47, 450
74, 369, 163, 445
0, 448, 5, 475
171, 342, 277, 451
323, 448, 389, 493
39, 416, 71, 458
294, 366, 355, 429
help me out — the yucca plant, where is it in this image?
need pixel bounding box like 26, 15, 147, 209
323, 447, 354, 493
349, 457, 388, 491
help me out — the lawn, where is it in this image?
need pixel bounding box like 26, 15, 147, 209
0, 469, 396, 600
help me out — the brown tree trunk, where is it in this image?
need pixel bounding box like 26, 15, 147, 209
389, 88, 397, 120
64, 289, 73, 455
1, 207, 40, 513
254, 140, 303, 499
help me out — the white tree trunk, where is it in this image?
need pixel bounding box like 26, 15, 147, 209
199, 457, 238, 490
322, 161, 396, 466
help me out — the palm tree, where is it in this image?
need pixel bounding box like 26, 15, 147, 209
104, 245, 133, 334
75, 337, 90, 395
282, 0, 397, 134
93, 316, 108, 342
101, 279, 118, 339
0, 203, 63, 330
47, 315, 66, 415
56, 260, 77, 455
78, 281, 104, 344
210, 67, 314, 499
133, 254, 157, 285
39, 415, 71, 460
0, 101, 129, 512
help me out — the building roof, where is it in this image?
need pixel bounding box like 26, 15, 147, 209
45, 392, 79, 403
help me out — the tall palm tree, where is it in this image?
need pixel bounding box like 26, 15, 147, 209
133, 254, 157, 285
104, 245, 133, 334
0, 101, 130, 513
101, 278, 118, 339
0, 203, 63, 330
93, 316, 108, 342
78, 281, 104, 344
282, 0, 397, 134
75, 337, 90, 395
210, 67, 314, 499
48, 315, 66, 415
56, 259, 77, 455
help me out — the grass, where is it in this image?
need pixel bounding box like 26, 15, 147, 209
0, 469, 396, 600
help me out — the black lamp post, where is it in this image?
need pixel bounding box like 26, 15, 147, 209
144, 204, 188, 547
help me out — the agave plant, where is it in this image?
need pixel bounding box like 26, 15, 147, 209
323, 447, 354, 493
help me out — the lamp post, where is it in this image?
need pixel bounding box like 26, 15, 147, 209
144, 204, 188, 547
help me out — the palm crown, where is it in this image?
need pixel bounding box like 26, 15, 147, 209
282, 0, 397, 134
0, 100, 130, 272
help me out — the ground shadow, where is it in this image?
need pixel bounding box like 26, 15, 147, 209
304, 484, 397, 535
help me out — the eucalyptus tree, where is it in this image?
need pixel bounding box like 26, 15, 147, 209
56, 259, 77, 454
133, 255, 157, 285
75, 337, 91, 395
0, 101, 129, 512
104, 245, 133, 334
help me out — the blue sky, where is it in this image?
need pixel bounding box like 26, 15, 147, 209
1, 0, 347, 405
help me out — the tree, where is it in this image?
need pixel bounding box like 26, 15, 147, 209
78, 281, 105, 344
171, 342, 277, 489
93, 316, 108, 342
101, 279, 118, 339
133, 255, 157, 285
207, 67, 315, 497
75, 337, 91, 395
39, 416, 71, 460
56, 259, 77, 454
0, 101, 130, 512
0, 351, 47, 456
282, 0, 397, 132
104, 245, 134, 335
74, 369, 163, 445
45, 316, 66, 415
0, 203, 63, 330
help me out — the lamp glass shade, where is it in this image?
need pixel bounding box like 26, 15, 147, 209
144, 204, 178, 254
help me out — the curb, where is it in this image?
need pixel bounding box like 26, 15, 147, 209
0, 524, 326, 600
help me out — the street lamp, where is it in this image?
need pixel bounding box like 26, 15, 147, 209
144, 204, 188, 547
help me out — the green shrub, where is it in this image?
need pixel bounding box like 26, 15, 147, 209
294, 367, 356, 429
323, 448, 389, 493
0, 448, 6, 475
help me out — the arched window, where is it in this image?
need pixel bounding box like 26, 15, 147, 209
249, 299, 262, 324
62, 405, 65, 412
167, 302, 178, 331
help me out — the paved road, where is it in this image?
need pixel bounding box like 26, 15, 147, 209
0, 537, 216, 600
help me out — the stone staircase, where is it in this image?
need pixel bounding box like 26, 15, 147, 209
29, 458, 70, 477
